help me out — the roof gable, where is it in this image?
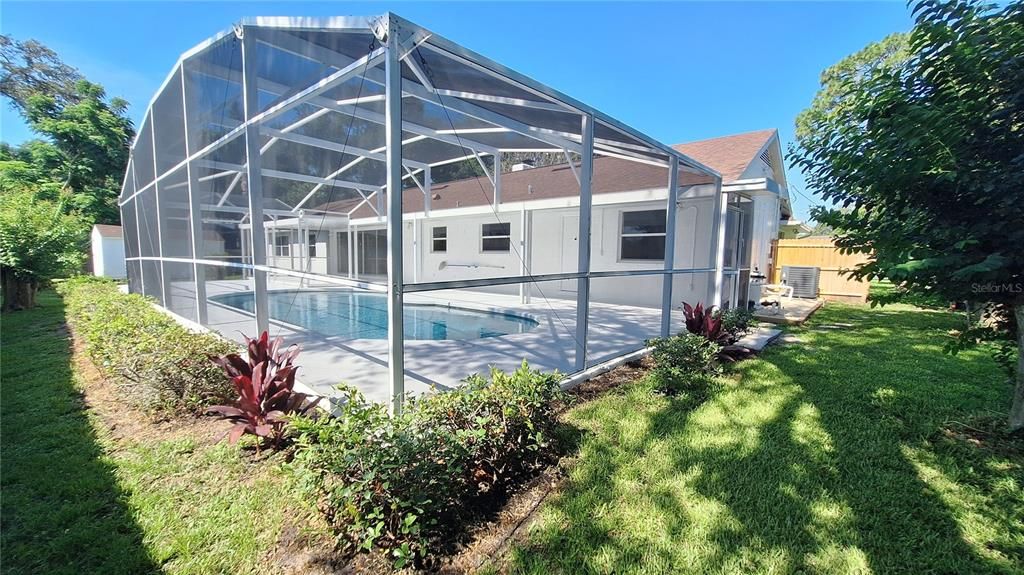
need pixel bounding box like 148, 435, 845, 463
672, 129, 777, 183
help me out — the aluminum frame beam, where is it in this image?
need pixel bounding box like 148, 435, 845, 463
241, 27, 269, 334
574, 114, 594, 372
384, 24, 406, 415
660, 156, 679, 337
710, 177, 726, 308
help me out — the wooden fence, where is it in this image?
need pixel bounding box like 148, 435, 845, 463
769, 237, 870, 303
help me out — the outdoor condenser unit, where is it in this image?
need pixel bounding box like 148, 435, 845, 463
781, 266, 820, 299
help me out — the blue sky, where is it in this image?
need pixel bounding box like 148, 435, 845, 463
0, 1, 914, 220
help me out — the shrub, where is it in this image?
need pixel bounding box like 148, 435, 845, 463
208, 332, 315, 448
56, 277, 237, 416
0, 189, 88, 311
648, 333, 722, 395
289, 361, 564, 569
682, 301, 726, 344
719, 307, 754, 339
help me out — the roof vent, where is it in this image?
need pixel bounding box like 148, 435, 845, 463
759, 149, 772, 166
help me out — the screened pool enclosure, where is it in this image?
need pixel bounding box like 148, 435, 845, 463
120, 14, 730, 412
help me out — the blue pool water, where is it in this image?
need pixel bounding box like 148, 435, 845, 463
211, 290, 539, 341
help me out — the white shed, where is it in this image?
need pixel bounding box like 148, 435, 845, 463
91, 224, 126, 279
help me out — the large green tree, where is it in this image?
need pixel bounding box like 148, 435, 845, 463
792, 0, 1024, 429
1, 35, 134, 224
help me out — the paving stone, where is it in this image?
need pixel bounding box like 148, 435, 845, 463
734, 327, 782, 351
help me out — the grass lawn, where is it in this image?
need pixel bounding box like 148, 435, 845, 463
3, 292, 1021, 574
0, 291, 330, 575
508, 303, 1023, 574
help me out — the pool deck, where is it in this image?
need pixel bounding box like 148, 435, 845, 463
184, 277, 678, 404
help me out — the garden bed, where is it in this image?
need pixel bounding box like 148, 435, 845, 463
0, 290, 339, 575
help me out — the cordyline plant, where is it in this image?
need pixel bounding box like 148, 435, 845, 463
682, 302, 725, 344
208, 332, 314, 448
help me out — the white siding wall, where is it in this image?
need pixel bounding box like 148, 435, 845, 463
91, 229, 127, 279
387, 193, 718, 309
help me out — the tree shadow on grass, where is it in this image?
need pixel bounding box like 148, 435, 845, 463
507, 304, 1019, 574
0, 291, 159, 575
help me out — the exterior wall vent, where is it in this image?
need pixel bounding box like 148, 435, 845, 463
781, 265, 820, 298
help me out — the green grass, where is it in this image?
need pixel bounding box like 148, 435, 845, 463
0, 291, 324, 574
509, 303, 1023, 574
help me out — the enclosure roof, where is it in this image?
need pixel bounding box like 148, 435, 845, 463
673, 129, 777, 183
124, 12, 720, 211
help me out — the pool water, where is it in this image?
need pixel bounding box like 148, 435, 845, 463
211, 290, 539, 341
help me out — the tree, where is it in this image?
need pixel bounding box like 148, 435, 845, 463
0, 189, 88, 310
21, 81, 133, 223
791, 0, 1024, 430
0, 35, 82, 113
807, 220, 834, 237
1, 37, 134, 225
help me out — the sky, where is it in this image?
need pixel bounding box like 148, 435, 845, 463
0, 1, 915, 221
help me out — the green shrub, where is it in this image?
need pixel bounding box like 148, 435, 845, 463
56, 277, 237, 416
648, 333, 722, 395
719, 307, 754, 339
288, 362, 564, 569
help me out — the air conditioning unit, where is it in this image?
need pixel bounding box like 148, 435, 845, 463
781, 265, 820, 299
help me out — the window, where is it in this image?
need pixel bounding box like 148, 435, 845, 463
619, 209, 666, 260
274, 233, 290, 257
481, 222, 511, 252
358, 229, 387, 276
308, 233, 318, 258
431, 226, 447, 252
723, 209, 739, 268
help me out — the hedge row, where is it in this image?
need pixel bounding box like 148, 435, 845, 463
56, 277, 237, 417
289, 362, 566, 569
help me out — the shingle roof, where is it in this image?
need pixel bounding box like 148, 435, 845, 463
340, 156, 713, 219
93, 224, 123, 238
672, 129, 777, 183
322, 129, 777, 219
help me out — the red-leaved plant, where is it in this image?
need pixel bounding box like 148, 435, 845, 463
682, 301, 725, 344
208, 332, 314, 448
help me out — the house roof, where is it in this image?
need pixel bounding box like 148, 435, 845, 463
321, 129, 780, 220
672, 129, 777, 183
93, 224, 123, 238
335, 156, 713, 219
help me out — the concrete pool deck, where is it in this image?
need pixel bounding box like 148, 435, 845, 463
175, 277, 682, 404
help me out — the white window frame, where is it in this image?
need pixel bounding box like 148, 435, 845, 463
480, 222, 511, 253
618, 208, 666, 262
274, 231, 291, 257
431, 226, 447, 253
308, 232, 318, 258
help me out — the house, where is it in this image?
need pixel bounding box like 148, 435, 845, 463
91, 224, 126, 279
254, 129, 790, 310
779, 219, 813, 239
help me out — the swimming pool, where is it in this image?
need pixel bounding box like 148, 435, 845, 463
211, 290, 539, 341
